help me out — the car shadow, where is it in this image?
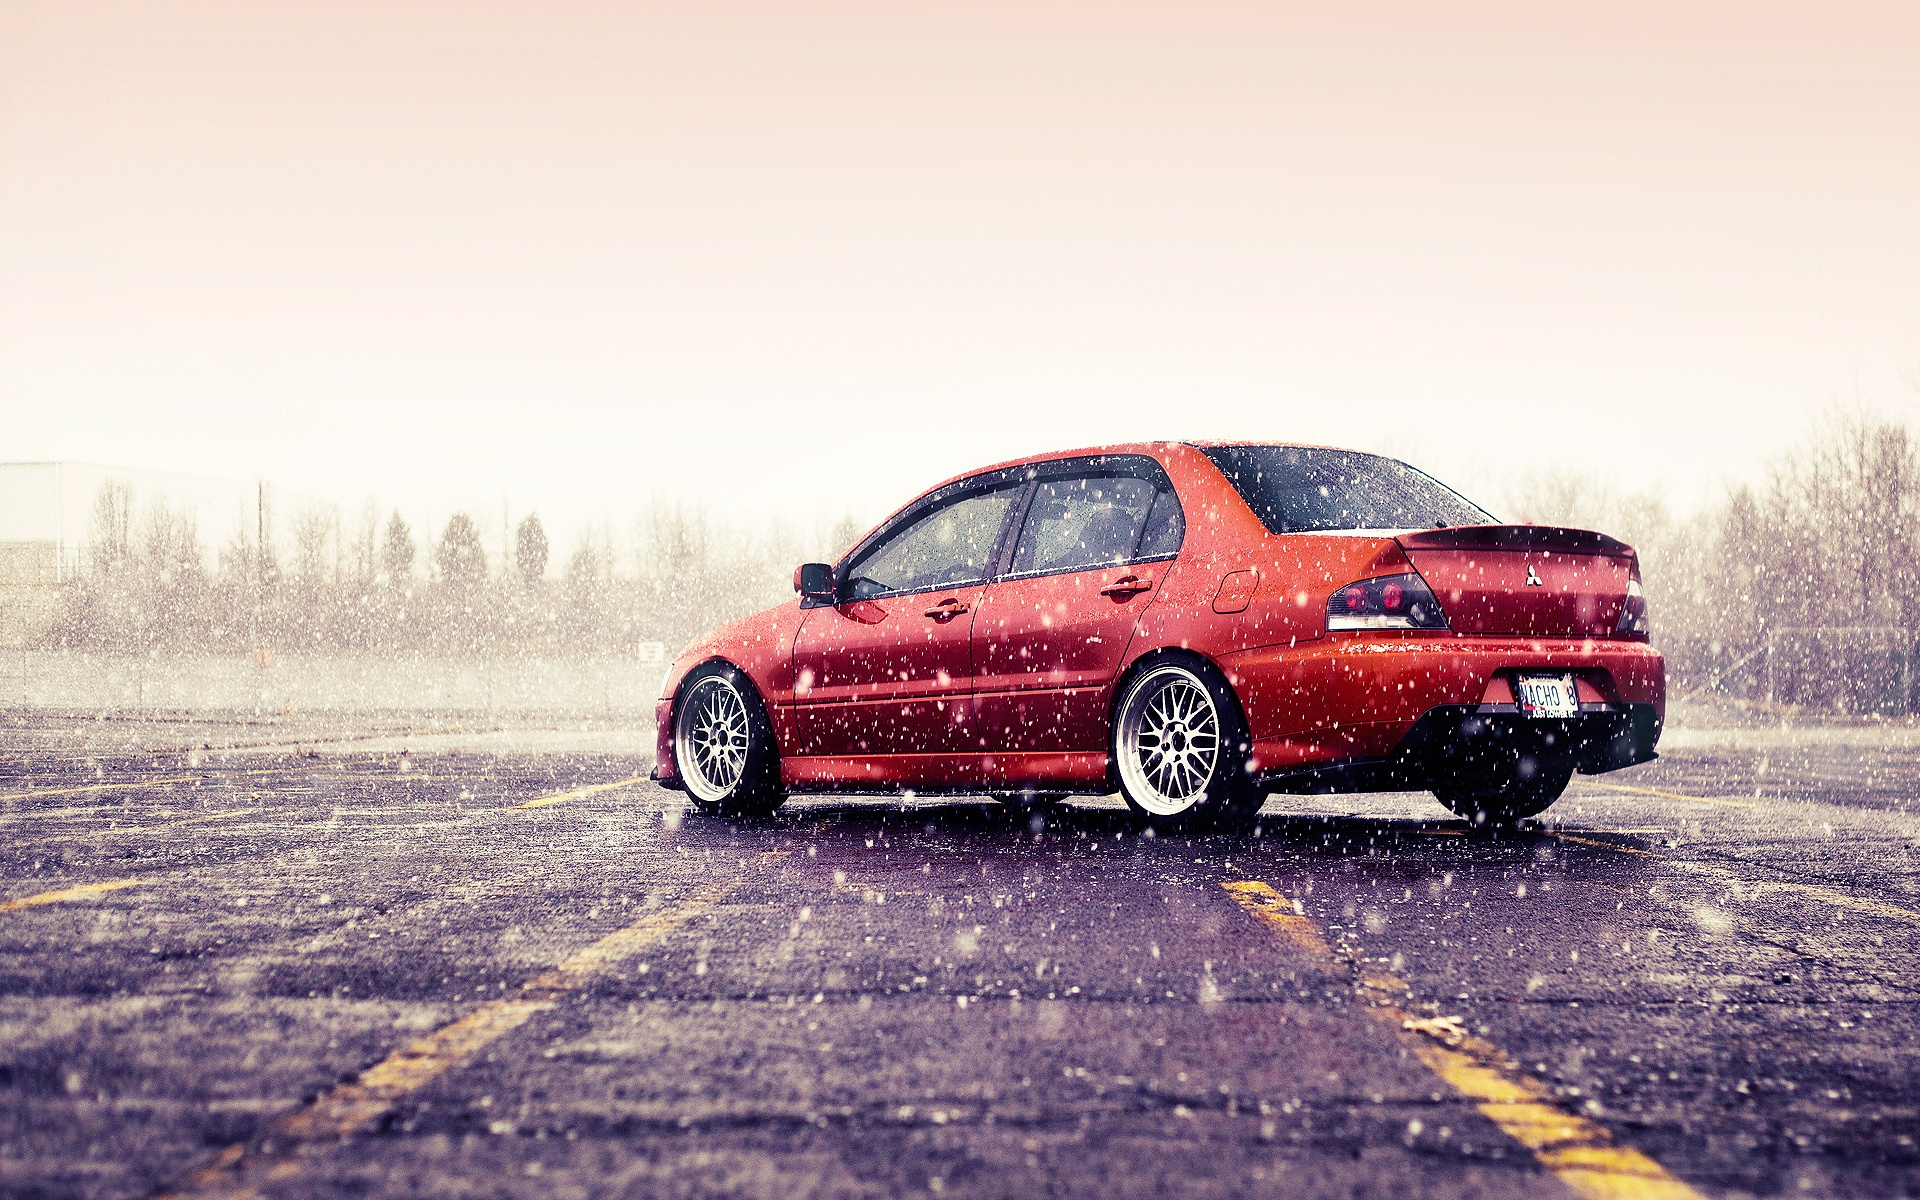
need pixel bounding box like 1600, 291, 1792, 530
695, 793, 1649, 862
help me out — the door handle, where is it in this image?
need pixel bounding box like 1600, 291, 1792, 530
923, 598, 970, 620
1099, 573, 1154, 598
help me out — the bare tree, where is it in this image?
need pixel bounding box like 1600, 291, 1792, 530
87, 480, 134, 578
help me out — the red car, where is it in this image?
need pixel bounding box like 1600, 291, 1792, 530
654, 442, 1662, 830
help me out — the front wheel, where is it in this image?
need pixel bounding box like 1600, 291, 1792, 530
1112, 658, 1261, 832
673, 663, 784, 818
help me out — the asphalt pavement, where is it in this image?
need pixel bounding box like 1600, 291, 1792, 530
2, 721, 1917, 1199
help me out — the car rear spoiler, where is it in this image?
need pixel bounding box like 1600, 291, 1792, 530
1397, 525, 1634, 557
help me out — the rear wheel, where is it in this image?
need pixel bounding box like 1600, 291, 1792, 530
674, 663, 784, 818
1112, 657, 1261, 832
1431, 726, 1573, 826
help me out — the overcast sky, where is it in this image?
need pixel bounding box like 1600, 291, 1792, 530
3, 1, 1916, 544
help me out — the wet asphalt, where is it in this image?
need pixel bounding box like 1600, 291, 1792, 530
1, 728, 1917, 1199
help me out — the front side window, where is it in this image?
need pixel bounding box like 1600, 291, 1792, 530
1010, 474, 1181, 576
1200, 445, 1494, 535
843, 485, 1021, 599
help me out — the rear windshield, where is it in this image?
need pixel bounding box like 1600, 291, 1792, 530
1199, 445, 1494, 534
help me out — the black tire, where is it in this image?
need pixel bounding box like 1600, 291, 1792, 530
672, 662, 785, 818
1431, 724, 1573, 827
1110, 653, 1262, 833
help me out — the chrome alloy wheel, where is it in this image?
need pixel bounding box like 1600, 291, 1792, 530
1116, 664, 1222, 816
676, 675, 752, 804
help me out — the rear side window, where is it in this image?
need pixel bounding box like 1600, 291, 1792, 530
1200, 445, 1493, 534
1136, 487, 1185, 557
1010, 474, 1184, 576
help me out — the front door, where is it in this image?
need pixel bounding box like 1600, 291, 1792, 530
793, 482, 1024, 768
973, 469, 1185, 779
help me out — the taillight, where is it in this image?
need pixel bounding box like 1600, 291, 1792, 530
1614, 576, 1649, 640
1326, 573, 1449, 631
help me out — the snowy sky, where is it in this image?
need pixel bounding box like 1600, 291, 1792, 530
3, 1, 1917, 543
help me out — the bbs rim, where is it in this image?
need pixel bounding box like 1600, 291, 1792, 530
676, 674, 751, 804
1116, 664, 1222, 816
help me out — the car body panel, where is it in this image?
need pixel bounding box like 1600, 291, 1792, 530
791, 584, 985, 756
1398, 526, 1636, 638
970, 564, 1159, 755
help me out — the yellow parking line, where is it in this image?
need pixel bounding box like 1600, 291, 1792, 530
1545, 835, 1920, 925
1776, 882, 1920, 925
158, 808, 262, 830
507, 777, 647, 810
0, 777, 203, 804
1548, 832, 1657, 856
1222, 880, 1706, 1200
1664, 862, 1920, 927
1220, 881, 1343, 967
0, 878, 144, 914
28, 808, 264, 847
1575, 781, 1753, 809
156, 853, 787, 1199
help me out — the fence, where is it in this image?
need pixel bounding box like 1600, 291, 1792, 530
1670, 627, 1918, 716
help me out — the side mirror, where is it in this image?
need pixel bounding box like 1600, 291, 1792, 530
795, 562, 835, 600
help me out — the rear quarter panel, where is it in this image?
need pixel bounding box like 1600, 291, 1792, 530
1127, 444, 1409, 661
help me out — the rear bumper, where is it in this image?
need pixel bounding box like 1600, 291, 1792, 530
1256, 702, 1660, 795
1223, 633, 1664, 776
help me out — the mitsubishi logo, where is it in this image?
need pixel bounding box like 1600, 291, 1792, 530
1525, 563, 1544, 587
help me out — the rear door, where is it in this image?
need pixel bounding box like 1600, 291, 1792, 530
972, 460, 1185, 762
793, 480, 1024, 758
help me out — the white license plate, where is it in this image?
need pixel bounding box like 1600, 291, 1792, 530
1515, 673, 1579, 719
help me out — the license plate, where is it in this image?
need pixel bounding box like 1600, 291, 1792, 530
1515, 673, 1579, 719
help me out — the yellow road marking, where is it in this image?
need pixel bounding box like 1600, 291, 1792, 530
0, 777, 203, 804
33, 808, 265, 846
1663, 862, 1920, 927
1777, 883, 1920, 925
0, 878, 144, 914
1222, 880, 1707, 1200
133, 808, 260, 833
157, 854, 786, 1200
1575, 781, 1754, 809
507, 777, 647, 810
1219, 881, 1343, 967
1543, 835, 1920, 924
1549, 832, 1656, 856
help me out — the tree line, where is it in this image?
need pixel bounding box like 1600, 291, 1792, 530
1493, 408, 1919, 714
47, 490, 864, 658
38, 410, 1920, 713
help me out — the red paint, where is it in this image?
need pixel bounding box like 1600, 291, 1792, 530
1398, 526, 1635, 638
1211, 570, 1258, 614
791, 584, 985, 757
970, 566, 1155, 759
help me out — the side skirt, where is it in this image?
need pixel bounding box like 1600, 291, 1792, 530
780, 752, 1110, 795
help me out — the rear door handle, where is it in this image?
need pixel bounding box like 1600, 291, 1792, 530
1100, 573, 1154, 598
924, 598, 970, 620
